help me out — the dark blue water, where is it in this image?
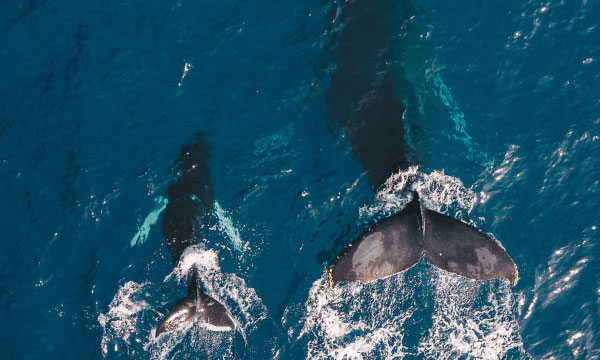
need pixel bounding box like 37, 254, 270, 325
1, 0, 599, 358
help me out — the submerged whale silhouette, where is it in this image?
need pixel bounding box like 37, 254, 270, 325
325, 0, 518, 286
155, 133, 235, 337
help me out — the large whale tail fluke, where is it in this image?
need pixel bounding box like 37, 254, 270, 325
155, 271, 236, 338
327, 192, 518, 288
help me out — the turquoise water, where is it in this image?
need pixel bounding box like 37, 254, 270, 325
1, 0, 599, 358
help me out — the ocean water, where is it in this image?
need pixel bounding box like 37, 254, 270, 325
1, 0, 599, 358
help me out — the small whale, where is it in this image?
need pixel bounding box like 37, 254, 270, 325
325, 0, 517, 286
155, 133, 235, 337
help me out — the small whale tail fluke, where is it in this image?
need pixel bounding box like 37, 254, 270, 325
155, 272, 236, 338
328, 192, 518, 287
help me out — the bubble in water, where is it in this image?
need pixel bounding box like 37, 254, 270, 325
98, 281, 154, 357
418, 269, 529, 359
360, 166, 477, 220
295, 276, 413, 359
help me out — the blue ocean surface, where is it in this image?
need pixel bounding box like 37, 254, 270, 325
1, 0, 599, 358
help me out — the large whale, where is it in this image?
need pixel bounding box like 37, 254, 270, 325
325, 0, 518, 286
155, 133, 235, 337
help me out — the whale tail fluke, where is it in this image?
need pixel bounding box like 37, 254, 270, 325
421, 205, 518, 285
328, 192, 518, 287
155, 272, 236, 338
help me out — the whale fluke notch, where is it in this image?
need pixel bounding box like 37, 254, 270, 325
155, 273, 235, 337
327, 192, 518, 287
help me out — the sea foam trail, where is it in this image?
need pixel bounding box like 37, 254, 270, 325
297, 276, 413, 359
98, 246, 266, 359
296, 167, 528, 358
98, 281, 154, 356
418, 270, 530, 359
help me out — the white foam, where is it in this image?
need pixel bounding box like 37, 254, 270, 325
99, 246, 266, 358
297, 270, 527, 359
177, 62, 192, 87
165, 245, 220, 282
418, 269, 529, 359
360, 166, 477, 220
296, 168, 527, 358
165, 245, 267, 338
98, 281, 154, 356
145, 323, 233, 360
297, 277, 411, 359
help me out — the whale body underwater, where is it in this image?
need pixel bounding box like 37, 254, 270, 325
148, 0, 517, 337
324, 0, 517, 287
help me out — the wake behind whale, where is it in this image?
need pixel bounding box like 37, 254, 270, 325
291, 169, 527, 359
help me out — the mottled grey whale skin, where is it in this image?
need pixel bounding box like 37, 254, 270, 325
328, 192, 518, 287
155, 133, 235, 337
325, 0, 518, 286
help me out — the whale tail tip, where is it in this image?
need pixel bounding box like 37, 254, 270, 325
155, 273, 236, 338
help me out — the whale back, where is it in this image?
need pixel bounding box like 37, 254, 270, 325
162, 133, 214, 264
